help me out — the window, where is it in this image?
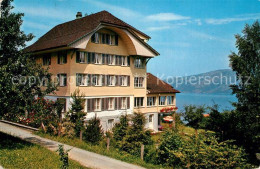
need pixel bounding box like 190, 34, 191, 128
57, 51, 67, 64
76, 51, 88, 63
108, 98, 114, 110
92, 33, 118, 46
121, 56, 127, 66
121, 97, 127, 109
42, 78, 48, 87
159, 96, 166, 105
108, 55, 115, 65
43, 56, 51, 66
57, 74, 67, 87
167, 96, 174, 105
91, 33, 99, 43
134, 77, 144, 88
93, 75, 102, 86
94, 98, 101, 111
77, 74, 89, 86
134, 58, 145, 68
121, 76, 127, 86
108, 75, 116, 86
147, 97, 156, 106
95, 53, 102, 64
149, 114, 153, 123
108, 119, 114, 130
134, 97, 144, 107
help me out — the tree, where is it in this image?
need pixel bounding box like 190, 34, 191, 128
84, 116, 103, 144
112, 114, 129, 143
119, 112, 153, 155
67, 89, 86, 139
182, 105, 205, 135
0, 0, 56, 118
229, 20, 260, 160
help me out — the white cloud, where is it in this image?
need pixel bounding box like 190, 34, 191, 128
15, 6, 74, 20
146, 26, 171, 31
206, 13, 260, 25
146, 13, 190, 21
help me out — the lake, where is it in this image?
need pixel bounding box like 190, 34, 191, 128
176, 93, 237, 112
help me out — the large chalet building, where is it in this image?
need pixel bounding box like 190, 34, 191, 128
26, 11, 180, 132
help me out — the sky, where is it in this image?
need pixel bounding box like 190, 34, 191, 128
13, 0, 260, 76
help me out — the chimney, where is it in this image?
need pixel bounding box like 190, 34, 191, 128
76, 12, 82, 19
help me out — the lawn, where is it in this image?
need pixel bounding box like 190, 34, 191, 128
0, 132, 88, 169
35, 132, 167, 169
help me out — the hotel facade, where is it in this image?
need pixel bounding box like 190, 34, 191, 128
26, 11, 180, 132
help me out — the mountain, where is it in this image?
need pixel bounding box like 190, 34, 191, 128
169, 69, 237, 94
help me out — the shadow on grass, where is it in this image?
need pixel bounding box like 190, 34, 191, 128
0, 132, 32, 150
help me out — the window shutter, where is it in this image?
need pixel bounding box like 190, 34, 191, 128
84, 52, 88, 63
63, 74, 67, 86
76, 51, 80, 63
118, 75, 121, 86
57, 55, 60, 64
102, 54, 105, 64
91, 34, 95, 42
76, 74, 79, 86
127, 97, 130, 109
48, 56, 51, 65
87, 99, 91, 112
127, 76, 130, 86
115, 35, 118, 45
106, 98, 109, 110
115, 55, 118, 65
118, 97, 122, 110
57, 74, 60, 86
92, 99, 95, 112
91, 53, 95, 63
127, 56, 130, 66
107, 55, 110, 64
64, 52, 67, 63
115, 76, 118, 86
114, 97, 118, 110
101, 98, 105, 111
118, 56, 122, 65
102, 75, 105, 86
87, 52, 91, 63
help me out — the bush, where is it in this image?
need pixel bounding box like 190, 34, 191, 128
112, 114, 129, 143
117, 112, 153, 156
154, 130, 252, 168
84, 116, 103, 144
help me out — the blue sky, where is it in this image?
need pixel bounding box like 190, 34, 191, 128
13, 0, 260, 76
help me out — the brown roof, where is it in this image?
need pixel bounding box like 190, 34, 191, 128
25, 10, 151, 53
147, 73, 180, 94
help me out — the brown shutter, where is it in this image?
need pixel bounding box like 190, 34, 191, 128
115, 97, 118, 110
115, 76, 118, 86
102, 75, 105, 86
106, 98, 109, 110
102, 98, 105, 111
92, 99, 95, 112
118, 97, 122, 109
127, 76, 130, 86
118, 75, 121, 86
87, 99, 91, 112
127, 97, 130, 109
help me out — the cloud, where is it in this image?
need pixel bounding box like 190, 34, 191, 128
146, 26, 171, 31
146, 13, 190, 21
81, 0, 141, 18
206, 13, 260, 25
15, 6, 74, 20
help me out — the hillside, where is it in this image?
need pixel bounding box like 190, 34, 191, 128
170, 69, 237, 94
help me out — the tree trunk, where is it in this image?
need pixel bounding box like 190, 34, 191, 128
41, 122, 46, 133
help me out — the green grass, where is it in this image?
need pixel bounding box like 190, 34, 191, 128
0, 132, 88, 169
35, 132, 167, 169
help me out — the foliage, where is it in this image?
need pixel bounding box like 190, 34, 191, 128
150, 130, 252, 168
0, 132, 86, 169
117, 112, 153, 155
67, 89, 86, 137
229, 20, 260, 161
57, 144, 70, 169
61, 118, 76, 138
182, 105, 205, 132
0, 0, 56, 118
112, 114, 129, 143
84, 116, 103, 144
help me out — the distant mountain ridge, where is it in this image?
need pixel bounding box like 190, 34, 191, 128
168, 69, 237, 94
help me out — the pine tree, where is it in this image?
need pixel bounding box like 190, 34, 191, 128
84, 116, 103, 144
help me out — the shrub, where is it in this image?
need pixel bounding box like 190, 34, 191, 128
112, 114, 129, 143
84, 116, 103, 144
119, 112, 153, 156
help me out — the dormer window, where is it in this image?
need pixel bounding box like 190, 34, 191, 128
91, 32, 118, 46
134, 58, 145, 68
